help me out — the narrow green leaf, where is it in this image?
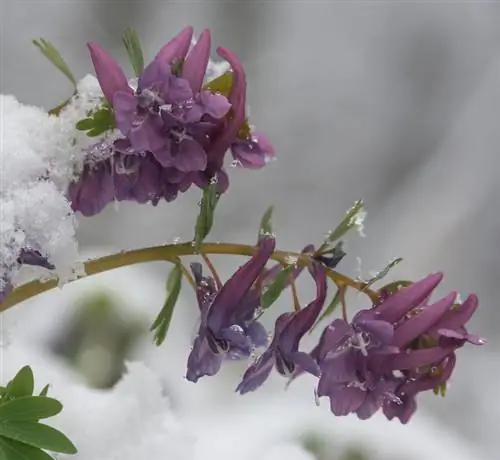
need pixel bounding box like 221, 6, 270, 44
75, 119, 94, 131
0, 397, 62, 422
363, 258, 403, 289
122, 27, 144, 76
313, 289, 342, 330
6, 367, 34, 399
150, 263, 183, 346
260, 265, 295, 310
321, 200, 364, 249
0, 422, 77, 454
32, 39, 76, 87
38, 386, 49, 397
258, 205, 274, 238
0, 436, 55, 460
194, 181, 220, 251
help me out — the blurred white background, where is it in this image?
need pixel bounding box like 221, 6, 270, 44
2, 0, 500, 458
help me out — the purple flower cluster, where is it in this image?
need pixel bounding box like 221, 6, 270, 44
69, 27, 275, 217
186, 239, 483, 423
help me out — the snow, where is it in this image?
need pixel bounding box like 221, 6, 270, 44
0, 76, 103, 289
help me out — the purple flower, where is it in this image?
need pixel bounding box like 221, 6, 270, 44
236, 263, 327, 394
87, 42, 133, 106
313, 272, 483, 421
231, 132, 276, 169
155, 26, 194, 65
186, 236, 276, 382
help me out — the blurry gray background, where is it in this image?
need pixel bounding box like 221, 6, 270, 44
2, 0, 500, 458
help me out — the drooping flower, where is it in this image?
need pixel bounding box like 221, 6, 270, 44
313, 272, 483, 421
186, 235, 276, 382
236, 263, 327, 394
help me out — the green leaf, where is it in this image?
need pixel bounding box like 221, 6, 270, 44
0, 436, 55, 460
0, 397, 62, 422
193, 181, 220, 251
363, 258, 403, 288
32, 39, 76, 87
5, 367, 34, 399
38, 386, 49, 397
75, 118, 94, 130
260, 265, 295, 310
122, 27, 144, 77
0, 422, 77, 454
75, 103, 115, 137
320, 200, 364, 250
258, 205, 274, 238
150, 263, 183, 346
313, 288, 342, 329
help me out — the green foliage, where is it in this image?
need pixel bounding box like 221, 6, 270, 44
0, 367, 77, 459
32, 39, 76, 88
122, 27, 144, 76
150, 262, 183, 346
75, 100, 115, 137
260, 265, 295, 310
362, 258, 403, 289
193, 181, 220, 251
318, 200, 364, 254
258, 205, 274, 238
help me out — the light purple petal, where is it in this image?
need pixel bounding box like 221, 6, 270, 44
186, 333, 223, 383
200, 91, 232, 119
231, 133, 276, 170
317, 348, 358, 396
182, 29, 211, 93
383, 393, 417, 424
381, 347, 453, 372
327, 385, 365, 416
430, 294, 479, 334
165, 77, 193, 104
236, 349, 275, 394
155, 26, 194, 64
138, 59, 171, 91
289, 351, 320, 377
246, 321, 269, 348
113, 91, 137, 135
316, 319, 352, 362
128, 113, 165, 153
208, 236, 275, 332
206, 47, 247, 166
399, 354, 456, 394
87, 42, 132, 105
279, 265, 327, 353
356, 318, 393, 344
172, 139, 207, 172
372, 273, 443, 323
392, 292, 456, 348
220, 326, 252, 357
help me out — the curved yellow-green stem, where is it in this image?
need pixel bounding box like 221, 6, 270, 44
0, 242, 378, 313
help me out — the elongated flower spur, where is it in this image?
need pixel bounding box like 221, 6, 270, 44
0, 26, 486, 452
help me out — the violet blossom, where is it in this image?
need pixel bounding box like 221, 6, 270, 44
186, 235, 276, 382
236, 262, 327, 394
70, 27, 274, 217
312, 272, 483, 421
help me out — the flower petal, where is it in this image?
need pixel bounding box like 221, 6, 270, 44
392, 292, 456, 348
113, 91, 137, 135
383, 393, 417, 424
186, 333, 223, 383
182, 29, 211, 93
279, 264, 327, 353
381, 347, 453, 372
87, 42, 132, 105
317, 348, 358, 396
138, 58, 171, 91
373, 273, 443, 323
327, 385, 365, 416
289, 351, 320, 377
155, 26, 194, 64
206, 47, 247, 167
430, 294, 479, 334
207, 236, 275, 332
236, 349, 275, 394
172, 139, 207, 172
